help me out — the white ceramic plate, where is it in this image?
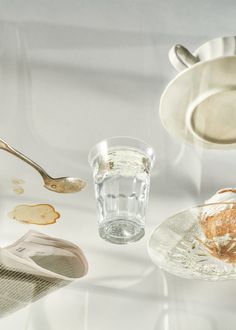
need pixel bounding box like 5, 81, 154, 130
159, 56, 236, 149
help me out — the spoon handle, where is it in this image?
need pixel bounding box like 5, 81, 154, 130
0, 138, 49, 180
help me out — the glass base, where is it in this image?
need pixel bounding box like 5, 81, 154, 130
99, 219, 145, 244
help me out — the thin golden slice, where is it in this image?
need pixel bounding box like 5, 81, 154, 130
201, 208, 236, 239
200, 234, 236, 264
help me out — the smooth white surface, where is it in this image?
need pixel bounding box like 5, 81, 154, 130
0, 1, 235, 329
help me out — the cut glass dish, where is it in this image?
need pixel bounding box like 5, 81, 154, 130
148, 203, 236, 280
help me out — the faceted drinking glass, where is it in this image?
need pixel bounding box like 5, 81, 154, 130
88, 137, 155, 244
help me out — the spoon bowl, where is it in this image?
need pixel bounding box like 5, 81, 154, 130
44, 176, 87, 193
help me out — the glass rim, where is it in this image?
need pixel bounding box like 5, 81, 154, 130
189, 202, 236, 208
88, 136, 155, 167
167, 202, 236, 216
150, 201, 236, 237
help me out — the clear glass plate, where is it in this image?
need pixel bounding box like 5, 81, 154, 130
148, 203, 236, 280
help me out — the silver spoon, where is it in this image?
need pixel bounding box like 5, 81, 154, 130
0, 138, 87, 193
